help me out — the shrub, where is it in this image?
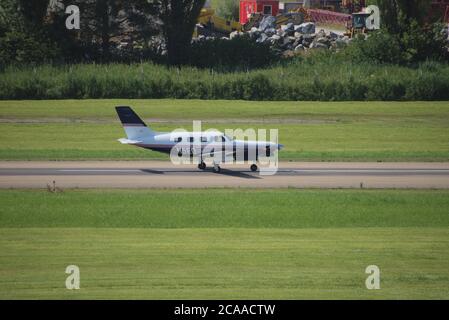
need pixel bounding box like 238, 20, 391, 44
343, 22, 449, 65
1, 59, 449, 101
0, 29, 59, 68
343, 31, 403, 64
189, 35, 278, 70
399, 21, 449, 64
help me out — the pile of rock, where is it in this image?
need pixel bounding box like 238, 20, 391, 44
241, 20, 351, 55
194, 17, 352, 57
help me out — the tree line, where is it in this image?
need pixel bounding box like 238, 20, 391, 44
0, 0, 447, 68
0, 0, 206, 66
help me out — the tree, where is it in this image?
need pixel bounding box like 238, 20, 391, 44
370, 0, 431, 33
0, 0, 59, 66
216, 0, 239, 21
66, 0, 128, 60
0, 0, 19, 36
359, 0, 447, 63
157, 0, 206, 65
47, 0, 159, 61
18, 0, 49, 27
124, 0, 162, 52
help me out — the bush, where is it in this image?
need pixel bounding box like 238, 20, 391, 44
343, 22, 449, 65
0, 29, 59, 68
343, 31, 403, 64
1, 59, 449, 101
189, 35, 278, 70
399, 21, 449, 64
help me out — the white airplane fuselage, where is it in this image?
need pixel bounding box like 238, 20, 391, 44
116, 106, 283, 172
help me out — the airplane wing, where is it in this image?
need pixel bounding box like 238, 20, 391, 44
118, 138, 143, 144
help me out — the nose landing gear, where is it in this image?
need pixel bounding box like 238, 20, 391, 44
250, 164, 258, 172
198, 162, 206, 170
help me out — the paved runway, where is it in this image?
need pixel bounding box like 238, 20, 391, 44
1, 161, 449, 189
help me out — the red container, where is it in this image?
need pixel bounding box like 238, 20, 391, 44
240, 0, 280, 24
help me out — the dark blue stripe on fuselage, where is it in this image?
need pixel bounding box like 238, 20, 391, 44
136, 142, 272, 160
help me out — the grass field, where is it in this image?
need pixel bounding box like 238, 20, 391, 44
1, 189, 449, 299
1, 99, 449, 161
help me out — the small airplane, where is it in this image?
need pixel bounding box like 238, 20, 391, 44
115, 106, 283, 173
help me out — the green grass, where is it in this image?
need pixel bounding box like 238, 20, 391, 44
2, 100, 449, 120
1, 189, 449, 299
1, 228, 448, 299
1, 100, 449, 161
1, 189, 449, 228
2, 56, 448, 101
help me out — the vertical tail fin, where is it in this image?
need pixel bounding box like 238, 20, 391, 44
115, 106, 155, 140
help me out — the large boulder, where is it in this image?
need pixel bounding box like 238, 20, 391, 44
256, 33, 268, 43
276, 28, 285, 36
294, 44, 305, 52
249, 27, 261, 38
264, 28, 276, 36
258, 15, 276, 32
329, 31, 340, 40
281, 23, 294, 35
229, 31, 243, 39
292, 38, 302, 48
281, 36, 293, 48
301, 34, 315, 46
315, 36, 330, 46
269, 34, 281, 45
295, 22, 315, 34
310, 42, 328, 49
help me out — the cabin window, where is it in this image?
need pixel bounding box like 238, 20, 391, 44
189, 137, 194, 143
201, 137, 208, 143
214, 136, 226, 142
175, 137, 182, 142
263, 5, 272, 15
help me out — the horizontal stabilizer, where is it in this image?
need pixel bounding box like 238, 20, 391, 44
118, 138, 142, 144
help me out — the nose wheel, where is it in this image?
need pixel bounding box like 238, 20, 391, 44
198, 162, 206, 170
250, 164, 258, 172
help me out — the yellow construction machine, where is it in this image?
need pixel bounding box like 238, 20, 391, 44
195, 6, 242, 36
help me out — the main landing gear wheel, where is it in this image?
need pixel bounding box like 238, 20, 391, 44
198, 162, 206, 170
213, 165, 221, 173
250, 164, 258, 172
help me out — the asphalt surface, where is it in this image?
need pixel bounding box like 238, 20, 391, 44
1, 161, 449, 189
